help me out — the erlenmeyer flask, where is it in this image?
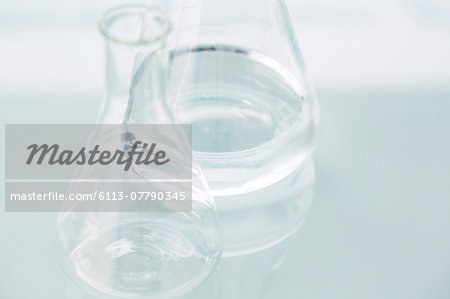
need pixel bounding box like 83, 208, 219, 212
97, 4, 171, 124
58, 6, 222, 295
130, 0, 319, 196
56, 124, 222, 299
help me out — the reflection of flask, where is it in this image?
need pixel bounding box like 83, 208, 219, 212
59, 264, 223, 299
130, 0, 319, 196
220, 237, 294, 299
97, 4, 171, 124
218, 159, 315, 299
217, 158, 315, 257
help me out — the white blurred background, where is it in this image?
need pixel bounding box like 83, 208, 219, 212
1, 0, 449, 96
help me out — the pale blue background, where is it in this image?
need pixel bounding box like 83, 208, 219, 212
1, 0, 449, 298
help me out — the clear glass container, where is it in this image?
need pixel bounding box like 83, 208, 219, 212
56, 125, 222, 298
97, 4, 171, 124
58, 5, 222, 298
128, 0, 319, 196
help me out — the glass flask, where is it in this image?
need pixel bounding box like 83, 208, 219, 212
59, 6, 222, 295
97, 4, 171, 124
56, 124, 222, 299
130, 0, 319, 196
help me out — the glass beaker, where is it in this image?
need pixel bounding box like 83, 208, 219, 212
97, 4, 171, 124
128, 0, 319, 196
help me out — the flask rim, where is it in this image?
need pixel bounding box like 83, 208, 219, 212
98, 3, 172, 46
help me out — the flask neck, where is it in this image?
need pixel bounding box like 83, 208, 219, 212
97, 4, 171, 124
